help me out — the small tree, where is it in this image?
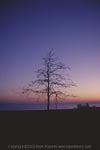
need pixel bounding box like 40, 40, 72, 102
22, 49, 76, 110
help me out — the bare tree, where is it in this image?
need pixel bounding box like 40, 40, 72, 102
22, 49, 76, 110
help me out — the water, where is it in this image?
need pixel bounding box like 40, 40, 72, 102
0, 100, 100, 110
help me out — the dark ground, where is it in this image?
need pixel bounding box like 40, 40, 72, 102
0, 108, 100, 149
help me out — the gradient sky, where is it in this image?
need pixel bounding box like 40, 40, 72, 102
0, 0, 100, 102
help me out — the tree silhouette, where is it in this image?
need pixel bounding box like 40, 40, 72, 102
22, 49, 76, 110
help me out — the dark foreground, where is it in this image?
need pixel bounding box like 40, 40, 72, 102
0, 108, 100, 149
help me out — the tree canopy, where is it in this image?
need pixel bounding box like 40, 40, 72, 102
22, 49, 76, 110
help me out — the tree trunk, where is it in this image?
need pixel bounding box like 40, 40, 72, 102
47, 66, 50, 110
47, 90, 50, 110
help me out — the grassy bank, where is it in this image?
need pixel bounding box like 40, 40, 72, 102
0, 108, 100, 144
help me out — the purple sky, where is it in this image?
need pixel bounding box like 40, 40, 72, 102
0, 0, 100, 101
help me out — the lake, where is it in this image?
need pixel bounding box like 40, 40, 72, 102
0, 100, 100, 110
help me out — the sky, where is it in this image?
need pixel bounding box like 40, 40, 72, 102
0, 0, 100, 102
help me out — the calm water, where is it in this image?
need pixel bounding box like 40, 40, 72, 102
0, 100, 100, 110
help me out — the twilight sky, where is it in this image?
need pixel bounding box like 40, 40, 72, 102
0, 0, 100, 102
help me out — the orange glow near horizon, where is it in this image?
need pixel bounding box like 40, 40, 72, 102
0, 93, 100, 102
